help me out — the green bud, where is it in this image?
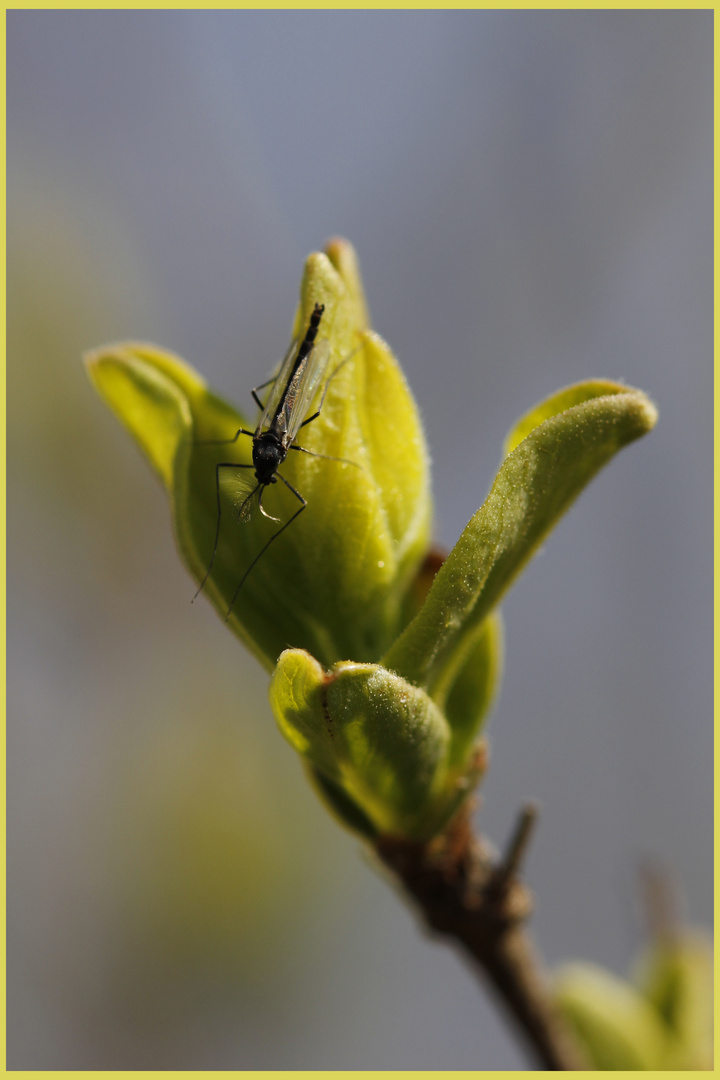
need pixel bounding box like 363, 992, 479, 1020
554, 962, 671, 1070
85, 239, 431, 671
633, 933, 713, 1069
86, 242, 658, 839
554, 930, 713, 1072
270, 648, 480, 840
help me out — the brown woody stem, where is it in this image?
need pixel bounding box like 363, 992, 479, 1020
375, 803, 588, 1070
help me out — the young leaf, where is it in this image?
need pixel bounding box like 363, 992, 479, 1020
383, 383, 657, 697
86, 240, 432, 670
554, 963, 671, 1070
270, 649, 455, 839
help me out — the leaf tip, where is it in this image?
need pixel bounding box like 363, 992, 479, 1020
633, 390, 659, 434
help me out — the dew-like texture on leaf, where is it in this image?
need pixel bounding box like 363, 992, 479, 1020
271, 650, 455, 839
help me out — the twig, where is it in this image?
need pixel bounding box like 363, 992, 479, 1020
638, 859, 680, 943
375, 802, 588, 1070
490, 802, 538, 897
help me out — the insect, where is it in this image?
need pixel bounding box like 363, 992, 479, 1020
193, 303, 357, 619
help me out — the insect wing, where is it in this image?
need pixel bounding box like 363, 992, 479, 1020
257, 338, 300, 433
222, 468, 258, 521
284, 337, 330, 444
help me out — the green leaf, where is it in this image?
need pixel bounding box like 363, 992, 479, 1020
554, 963, 671, 1070
86, 341, 284, 671
504, 380, 634, 456
85, 240, 431, 671
270, 649, 454, 839
633, 934, 714, 1069
267, 648, 340, 778
325, 235, 370, 330
442, 612, 502, 769
383, 382, 657, 696
84, 343, 200, 489
556, 937, 713, 1071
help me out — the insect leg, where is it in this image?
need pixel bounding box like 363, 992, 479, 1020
192, 462, 256, 602
251, 375, 277, 413
195, 428, 255, 447
225, 473, 307, 621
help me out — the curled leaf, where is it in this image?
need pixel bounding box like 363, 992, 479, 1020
270, 648, 463, 839
384, 382, 657, 697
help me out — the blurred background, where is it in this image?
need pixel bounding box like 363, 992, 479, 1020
7, 10, 712, 1070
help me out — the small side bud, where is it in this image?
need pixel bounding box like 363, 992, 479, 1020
270, 649, 479, 840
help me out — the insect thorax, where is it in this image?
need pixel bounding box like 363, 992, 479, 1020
252, 431, 286, 484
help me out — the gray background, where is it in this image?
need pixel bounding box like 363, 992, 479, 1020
8, 10, 712, 1070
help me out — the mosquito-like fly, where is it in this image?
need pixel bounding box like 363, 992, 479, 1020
194, 303, 357, 619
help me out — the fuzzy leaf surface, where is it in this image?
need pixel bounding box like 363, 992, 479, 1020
383, 382, 657, 696
270, 649, 455, 839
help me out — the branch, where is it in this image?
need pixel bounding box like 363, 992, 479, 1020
375, 802, 588, 1070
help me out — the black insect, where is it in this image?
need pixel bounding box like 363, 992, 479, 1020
194, 303, 356, 619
